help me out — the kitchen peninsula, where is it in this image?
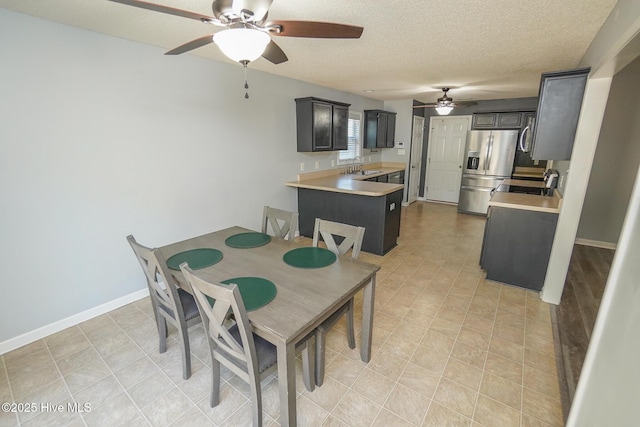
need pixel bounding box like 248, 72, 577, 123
286, 163, 405, 255
480, 178, 562, 291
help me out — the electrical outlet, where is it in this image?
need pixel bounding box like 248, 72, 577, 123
315, 161, 320, 170
300, 163, 305, 172
331, 160, 335, 167
368, 156, 371, 162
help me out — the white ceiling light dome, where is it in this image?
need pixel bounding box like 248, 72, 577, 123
214, 28, 270, 63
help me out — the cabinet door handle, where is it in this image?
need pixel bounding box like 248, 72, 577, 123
519, 125, 530, 152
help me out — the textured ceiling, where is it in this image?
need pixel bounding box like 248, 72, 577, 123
0, 0, 618, 104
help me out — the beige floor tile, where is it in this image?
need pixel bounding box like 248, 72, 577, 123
523, 348, 556, 375
291, 395, 330, 427
170, 407, 214, 426
442, 358, 483, 391
325, 354, 367, 387
484, 352, 523, 384
523, 365, 561, 401
456, 327, 491, 350
489, 335, 524, 363
63, 359, 112, 395
422, 402, 472, 427
492, 322, 525, 345
302, 376, 349, 412
350, 367, 395, 405
397, 362, 440, 399
366, 349, 407, 381
461, 313, 494, 336
113, 356, 161, 389
129, 371, 176, 408
331, 390, 381, 427
420, 330, 455, 355
449, 341, 487, 370
82, 390, 142, 426
372, 408, 416, 427
479, 371, 522, 411
433, 378, 477, 419
521, 387, 563, 426
16, 380, 71, 424
411, 345, 449, 376
10, 364, 62, 400
141, 386, 194, 426
429, 318, 462, 339
384, 383, 431, 425
197, 383, 248, 425
473, 394, 521, 427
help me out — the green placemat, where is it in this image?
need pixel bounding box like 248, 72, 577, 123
206, 277, 277, 312
283, 247, 337, 269
166, 248, 223, 271
225, 232, 272, 248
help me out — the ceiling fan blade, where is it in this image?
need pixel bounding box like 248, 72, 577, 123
262, 40, 288, 64
109, 0, 215, 22
165, 35, 214, 55
266, 20, 363, 38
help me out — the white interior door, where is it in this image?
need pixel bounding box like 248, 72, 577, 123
425, 116, 471, 203
407, 115, 425, 204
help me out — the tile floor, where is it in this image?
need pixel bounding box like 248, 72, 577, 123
0, 201, 563, 426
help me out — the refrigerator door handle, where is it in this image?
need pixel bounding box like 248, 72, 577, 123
519, 125, 530, 152
485, 135, 494, 171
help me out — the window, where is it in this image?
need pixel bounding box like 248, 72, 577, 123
338, 112, 362, 164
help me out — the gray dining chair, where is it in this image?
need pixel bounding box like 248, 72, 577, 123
127, 235, 201, 380
262, 206, 299, 240
180, 263, 315, 427
312, 218, 365, 386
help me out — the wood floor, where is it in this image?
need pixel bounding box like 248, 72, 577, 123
552, 243, 615, 421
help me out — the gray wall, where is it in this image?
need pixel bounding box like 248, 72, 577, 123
416, 97, 540, 197
0, 9, 384, 343
576, 55, 640, 245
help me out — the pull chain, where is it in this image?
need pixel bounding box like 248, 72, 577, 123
241, 60, 250, 99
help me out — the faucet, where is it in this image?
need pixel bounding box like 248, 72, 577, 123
351, 156, 362, 173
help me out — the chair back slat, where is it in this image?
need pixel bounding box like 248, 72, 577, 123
312, 219, 365, 260
262, 206, 299, 240
180, 264, 260, 376
127, 235, 182, 316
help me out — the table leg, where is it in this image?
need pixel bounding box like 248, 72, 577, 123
360, 274, 376, 362
277, 341, 297, 427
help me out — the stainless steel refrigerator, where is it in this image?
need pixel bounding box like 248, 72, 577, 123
458, 130, 518, 215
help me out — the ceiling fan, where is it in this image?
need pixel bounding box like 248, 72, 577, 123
413, 88, 477, 115
108, 0, 364, 65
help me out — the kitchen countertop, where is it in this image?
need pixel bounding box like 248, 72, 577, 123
489, 179, 562, 213
286, 163, 405, 197
512, 166, 546, 180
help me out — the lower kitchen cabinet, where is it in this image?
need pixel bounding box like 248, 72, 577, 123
480, 206, 558, 291
297, 188, 403, 255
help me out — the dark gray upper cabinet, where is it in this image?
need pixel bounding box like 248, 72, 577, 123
364, 110, 397, 148
472, 112, 526, 129
530, 68, 590, 160
295, 97, 350, 152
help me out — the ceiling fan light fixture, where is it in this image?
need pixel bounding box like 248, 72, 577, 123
435, 105, 454, 115
214, 28, 270, 63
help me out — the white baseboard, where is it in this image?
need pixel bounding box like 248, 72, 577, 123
0, 288, 150, 355
575, 238, 617, 250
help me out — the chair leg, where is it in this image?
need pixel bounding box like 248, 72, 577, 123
315, 329, 327, 387
301, 339, 315, 391
158, 316, 168, 354
210, 359, 221, 407
177, 321, 192, 380
346, 299, 356, 349
250, 380, 263, 427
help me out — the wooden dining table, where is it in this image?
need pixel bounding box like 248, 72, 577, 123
158, 226, 380, 427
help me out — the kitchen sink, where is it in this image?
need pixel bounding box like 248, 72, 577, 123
361, 170, 383, 176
